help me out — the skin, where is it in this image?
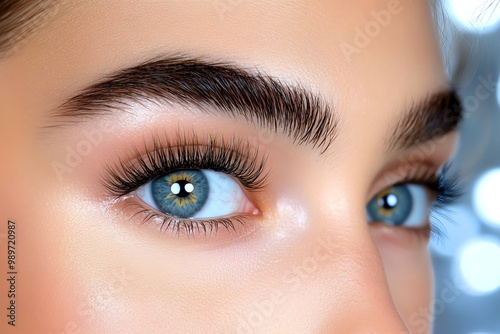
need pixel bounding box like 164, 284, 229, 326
0, 0, 457, 333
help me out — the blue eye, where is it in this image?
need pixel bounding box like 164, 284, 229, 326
151, 170, 209, 218
136, 169, 254, 219
366, 184, 430, 227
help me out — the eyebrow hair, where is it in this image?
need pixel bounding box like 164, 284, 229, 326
54, 55, 338, 153
0, 0, 60, 59
386, 90, 462, 151
52, 55, 462, 155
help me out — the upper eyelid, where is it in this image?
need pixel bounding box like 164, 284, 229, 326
366, 163, 442, 202
101, 132, 269, 198
368, 162, 461, 210
369, 131, 458, 197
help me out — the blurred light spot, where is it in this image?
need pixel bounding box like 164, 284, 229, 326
447, 0, 500, 32
430, 206, 479, 257
456, 238, 500, 295
473, 168, 500, 228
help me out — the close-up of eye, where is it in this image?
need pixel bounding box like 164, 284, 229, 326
1, 0, 499, 333
135, 169, 258, 219
367, 164, 461, 239
100, 136, 267, 235
366, 184, 431, 228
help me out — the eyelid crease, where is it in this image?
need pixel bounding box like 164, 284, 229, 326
390, 163, 462, 204
101, 131, 269, 198
370, 162, 462, 209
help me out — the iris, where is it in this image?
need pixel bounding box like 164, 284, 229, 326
367, 185, 413, 226
151, 170, 209, 218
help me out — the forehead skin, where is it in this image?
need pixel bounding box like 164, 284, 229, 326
5, 0, 446, 119
0, 0, 449, 333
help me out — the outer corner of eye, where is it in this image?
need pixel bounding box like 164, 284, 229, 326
187, 169, 261, 219
239, 196, 261, 216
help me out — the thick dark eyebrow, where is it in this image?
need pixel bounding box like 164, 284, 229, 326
53, 55, 338, 153
52, 55, 462, 155
386, 90, 463, 152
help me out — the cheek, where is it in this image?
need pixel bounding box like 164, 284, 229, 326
370, 225, 433, 334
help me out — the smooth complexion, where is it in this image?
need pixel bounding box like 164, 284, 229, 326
0, 0, 457, 333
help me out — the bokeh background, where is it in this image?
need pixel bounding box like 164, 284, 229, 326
431, 1, 500, 333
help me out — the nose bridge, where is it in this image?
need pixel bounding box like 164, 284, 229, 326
249, 182, 412, 332
305, 212, 411, 333
316, 222, 408, 334
236, 229, 410, 334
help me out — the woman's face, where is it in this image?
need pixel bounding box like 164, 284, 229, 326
0, 0, 461, 333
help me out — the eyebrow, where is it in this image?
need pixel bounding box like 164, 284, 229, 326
54, 55, 338, 153
52, 55, 462, 154
0, 0, 61, 58
386, 90, 462, 151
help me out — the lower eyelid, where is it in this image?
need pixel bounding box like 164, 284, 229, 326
114, 197, 260, 244
369, 222, 431, 247
117, 178, 261, 225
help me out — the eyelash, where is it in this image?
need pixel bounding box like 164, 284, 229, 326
394, 163, 462, 239
103, 134, 461, 238
102, 133, 268, 235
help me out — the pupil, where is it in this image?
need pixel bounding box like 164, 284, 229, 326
171, 180, 194, 198
380, 193, 398, 209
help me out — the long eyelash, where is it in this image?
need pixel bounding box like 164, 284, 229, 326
101, 133, 268, 236
102, 132, 269, 198
429, 163, 463, 210
400, 163, 463, 240
430, 164, 463, 241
